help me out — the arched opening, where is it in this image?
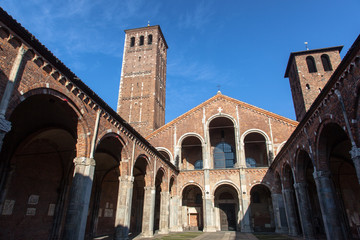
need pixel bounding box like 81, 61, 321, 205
274, 172, 288, 230
321, 54, 332, 71
306, 56, 317, 73
250, 184, 275, 232
282, 164, 302, 236
182, 185, 203, 231
296, 150, 325, 237
85, 135, 122, 238
129, 156, 148, 238
130, 37, 135, 47
318, 123, 360, 238
158, 150, 170, 162
139, 36, 144, 46
148, 34, 153, 45
181, 136, 203, 170
0, 94, 78, 239
244, 132, 268, 167
214, 184, 239, 231
209, 117, 236, 169
153, 169, 164, 233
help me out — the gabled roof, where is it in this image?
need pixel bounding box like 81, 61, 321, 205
284, 46, 343, 77
147, 93, 298, 139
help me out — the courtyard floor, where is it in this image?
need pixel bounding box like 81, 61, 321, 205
131, 231, 302, 240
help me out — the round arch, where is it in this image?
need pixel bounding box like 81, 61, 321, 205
212, 180, 241, 197
177, 132, 205, 147
180, 182, 205, 198
240, 128, 271, 143
315, 118, 351, 170
242, 129, 271, 168
156, 147, 173, 162
249, 184, 275, 232
206, 113, 238, 129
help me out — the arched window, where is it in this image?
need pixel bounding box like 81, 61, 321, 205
130, 37, 135, 47
321, 54, 332, 71
139, 36, 144, 46
306, 56, 317, 73
148, 34, 153, 45
194, 160, 203, 169
213, 142, 235, 169
244, 132, 268, 167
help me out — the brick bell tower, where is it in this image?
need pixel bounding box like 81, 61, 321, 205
117, 25, 168, 136
285, 45, 343, 121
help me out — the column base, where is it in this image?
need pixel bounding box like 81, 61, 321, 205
158, 229, 169, 234
203, 226, 217, 232
241, 225, 252, 233
275, 227, 289, 234
141, 231, 154, 238
169, 226, 183, 232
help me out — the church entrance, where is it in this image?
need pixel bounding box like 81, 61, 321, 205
219, 203, 236, 231
214, 184, 239, 231
182, 185, 203, 231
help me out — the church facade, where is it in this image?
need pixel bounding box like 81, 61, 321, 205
0, 7, 359, 240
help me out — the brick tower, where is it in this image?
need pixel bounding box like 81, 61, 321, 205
285, 46, 342, 121
117, 25, 168, 136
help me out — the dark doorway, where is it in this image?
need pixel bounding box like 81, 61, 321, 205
219, 203, 236, 231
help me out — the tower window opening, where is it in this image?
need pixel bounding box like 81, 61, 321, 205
139, 36, 144, 46
148, 34, 153, 45
306, 84, 310, 90
306, 56, 317, 73
130, 37, 135, 47
321, 54, 333, 71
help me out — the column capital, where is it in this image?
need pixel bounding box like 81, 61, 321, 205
0, 118, 11, 133
144, 186, 155, 191
118, 175, 134, 182
350, 146, 360, 159
293, 182, 307, 190
313, 170, 331, 180
160, 191, 170, 196
73, 157, 96, 166
282, 188, 294, 194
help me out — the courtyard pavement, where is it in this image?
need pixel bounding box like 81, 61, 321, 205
132, 231, 303, 240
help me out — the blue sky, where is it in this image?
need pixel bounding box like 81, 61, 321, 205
1, 0, 360, 122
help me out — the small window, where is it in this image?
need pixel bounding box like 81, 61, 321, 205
130, 37, 135, 47
148, 34, 153, 45
321, 54, 333, 71
306, 84, 310, 90
194, 160, 203, 169
139, 36, 144, 46
306, 56, 317, 73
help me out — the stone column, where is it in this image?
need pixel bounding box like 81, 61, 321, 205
169, 195, 182, 232
350, 146, 360, 184
293, 182, 316, 239
114, 175, 134, 240
0, 45, 27, 151
282, 188, 301, 236
271, 193, 288, 234
313, 171, 346, 240
63, 157, 96, 240
141, 186, 155, 237
240, 196, 252, 232
158, 191, 170, 234
203, 169, 216, 232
